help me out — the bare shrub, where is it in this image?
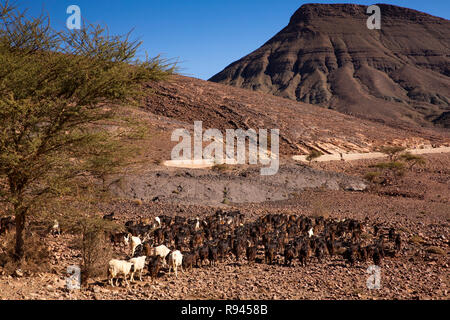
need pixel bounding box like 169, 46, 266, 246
368, 161, 406, 185
212, 163, 229, 172
306, 149, 323, 164
426, 246, 445, 255
400, 153, 426, 169
364, 171, 383, 183
80, 229, 112, 285
409, 235, 426, 245
66, 215, 121, 286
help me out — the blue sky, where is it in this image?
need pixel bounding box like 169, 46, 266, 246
18, 1, 450, 80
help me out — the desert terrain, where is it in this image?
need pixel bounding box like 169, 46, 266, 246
0, 3, 449, 301
0, 150, 448, 300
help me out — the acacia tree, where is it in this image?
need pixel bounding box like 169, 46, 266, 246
400, 152, 426, 170
0, 1, 175, 261
378, 146, 406, 161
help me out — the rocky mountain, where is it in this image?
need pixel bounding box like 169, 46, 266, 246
209, 4, 450, 128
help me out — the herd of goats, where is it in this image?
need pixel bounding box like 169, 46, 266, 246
103, 210, 403, 287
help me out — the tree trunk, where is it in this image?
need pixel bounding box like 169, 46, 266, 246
14, 207, 26, 262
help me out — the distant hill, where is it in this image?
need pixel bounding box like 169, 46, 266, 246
209, 4, 450, 128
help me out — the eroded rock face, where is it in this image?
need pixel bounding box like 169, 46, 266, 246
108, 165, 367, 206
210, 4, 450, 127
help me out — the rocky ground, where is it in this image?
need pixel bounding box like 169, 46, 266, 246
108, 163, 368, 206
0, 153, 448, 300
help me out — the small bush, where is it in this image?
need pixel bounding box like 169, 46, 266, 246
371, 161, 405, 170
370, 161, 405, 177
65, 215, 120, 286
212, 163, 229, 172
80, 229, 113, 285
222, 187, 231, 205
409, 235, 426, 245
364, 171, 381, 183
400, 153, 426, 169
426, 246, 445, 255
306, 149, 323, 163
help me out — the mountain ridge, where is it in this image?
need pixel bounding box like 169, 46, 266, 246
209, 3, 450, 128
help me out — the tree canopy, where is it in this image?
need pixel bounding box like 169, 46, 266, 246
0, 0, 176, 260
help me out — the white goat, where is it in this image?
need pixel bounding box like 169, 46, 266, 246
168, 250, 183, 278
147, 244, 171, 266
51, 219, 60, 235
194, 217, 200, 231
129, 256, 146, 282
308, 227, 314, 238
124, 234, 142, 256
108, 259, 134, 287
155, 216, 161, 228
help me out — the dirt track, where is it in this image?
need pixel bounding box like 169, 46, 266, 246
292, 146, 450, 162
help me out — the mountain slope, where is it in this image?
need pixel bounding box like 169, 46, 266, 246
141, 75, 448, 157
209, 4, 450, 127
